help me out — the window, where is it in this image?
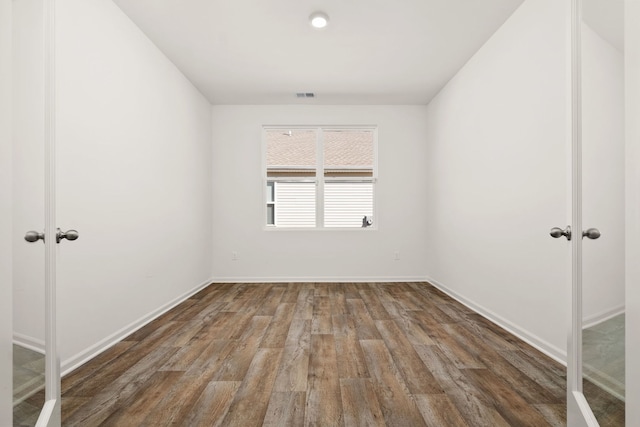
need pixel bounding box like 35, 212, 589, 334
265, 127, 376, 228
266, 181, 275, 225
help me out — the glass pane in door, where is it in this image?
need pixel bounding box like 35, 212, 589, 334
581, 0, 625, 424
12, 0, 48, 424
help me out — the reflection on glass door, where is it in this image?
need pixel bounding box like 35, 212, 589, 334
12, 0, 48, 424
581, 0, 625, 424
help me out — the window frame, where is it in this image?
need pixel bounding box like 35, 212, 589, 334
263, 125, 378, 230
266, 181, 275, 226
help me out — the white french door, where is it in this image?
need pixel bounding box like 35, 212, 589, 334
566, 0, 628, 425
12, 0, 62, 425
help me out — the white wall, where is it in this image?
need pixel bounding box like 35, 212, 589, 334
581, 23, 625, 324
625, 0, 640, 423
53, 0, 213, 371
423, 0, 570, 361
211, 105, 429, 282
0, 0, 13, 423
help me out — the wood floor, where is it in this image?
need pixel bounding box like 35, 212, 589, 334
61, 282, 569, 426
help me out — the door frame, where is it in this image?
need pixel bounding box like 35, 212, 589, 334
625, 1, 640, 425
566, 0, 599, 424
36, 0, 61, 425
1, 0, 14, 424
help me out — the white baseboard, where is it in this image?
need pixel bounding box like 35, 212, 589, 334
13, 332, 45, 354
210, 276, 429, 283
424, 276, 567, 366
583, 364, 625, 402
61, 277, 214, 376
582, 305, 625, 329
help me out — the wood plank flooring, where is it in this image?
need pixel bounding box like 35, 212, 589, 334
61, 282, 570, 426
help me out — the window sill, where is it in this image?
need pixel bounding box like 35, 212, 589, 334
263, 226, 378, 232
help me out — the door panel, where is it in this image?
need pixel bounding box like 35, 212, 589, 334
1, 0, 14, 425
581, 0, 625, 424
567, 0, 626, 425
12, 0, 47, 424
12, 0, 60, 425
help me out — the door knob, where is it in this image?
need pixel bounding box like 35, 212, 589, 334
582, 228, 601, 240
24, 230, 45, 243
56, 228, 79, 243
550, 225, 571, 241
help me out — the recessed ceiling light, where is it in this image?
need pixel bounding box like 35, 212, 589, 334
309, 11, 329, 29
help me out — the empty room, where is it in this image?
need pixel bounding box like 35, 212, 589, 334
2, 0, 639, 426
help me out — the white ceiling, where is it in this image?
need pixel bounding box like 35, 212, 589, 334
112, 0, 526, 105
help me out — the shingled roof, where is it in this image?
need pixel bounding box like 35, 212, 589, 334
266, 130, 316, 169
266, 129, 373, 176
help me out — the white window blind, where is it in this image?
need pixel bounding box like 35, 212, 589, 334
274, 182, 316, 227
324, 182, 373, 227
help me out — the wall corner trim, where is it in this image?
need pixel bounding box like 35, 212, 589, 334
424, 276, 567, 366
60, 277, 214, 376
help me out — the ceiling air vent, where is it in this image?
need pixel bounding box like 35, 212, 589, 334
296, 92, 315, 98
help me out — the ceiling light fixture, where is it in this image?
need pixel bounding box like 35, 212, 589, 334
309, 11, 329, 29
